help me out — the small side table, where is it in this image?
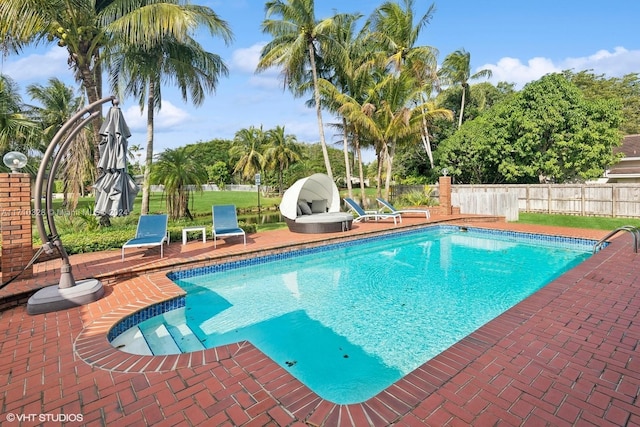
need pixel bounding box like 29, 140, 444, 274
182, 226, 207, 245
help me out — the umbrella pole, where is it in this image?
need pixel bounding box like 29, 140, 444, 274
27, 96, 116, 315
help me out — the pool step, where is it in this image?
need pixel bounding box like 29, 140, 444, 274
110, 326, 153, 356
137, 319, 205, 355
165, 323, 206, 353
139, 323, 182, 355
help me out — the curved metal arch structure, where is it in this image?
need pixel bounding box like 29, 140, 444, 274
28, 96, 118, 315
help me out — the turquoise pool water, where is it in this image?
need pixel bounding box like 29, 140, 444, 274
129, 226, 594, 404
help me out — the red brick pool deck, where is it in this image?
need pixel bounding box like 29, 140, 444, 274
1, 215, 639, 426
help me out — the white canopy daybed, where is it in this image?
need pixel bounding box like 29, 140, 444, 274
279, 173, 353, 233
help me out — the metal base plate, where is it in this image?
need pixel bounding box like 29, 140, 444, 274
27, 279, 104, 315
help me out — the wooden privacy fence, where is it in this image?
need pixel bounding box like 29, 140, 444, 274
451, 184, 640, 218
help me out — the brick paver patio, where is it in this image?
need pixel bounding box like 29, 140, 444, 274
1, 215, 639, 426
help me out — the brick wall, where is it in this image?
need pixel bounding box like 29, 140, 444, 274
0, 173, 33, 281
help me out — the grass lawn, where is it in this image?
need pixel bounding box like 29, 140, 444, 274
517, 212, 640, 230
40, 191, 640, 255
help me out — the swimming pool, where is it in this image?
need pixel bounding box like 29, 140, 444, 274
110, 225, 595, 404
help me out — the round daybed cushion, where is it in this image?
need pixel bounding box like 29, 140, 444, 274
285, 212, 354, 233
294, 212, 353, 223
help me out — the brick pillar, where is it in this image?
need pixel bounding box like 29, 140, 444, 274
439, 175, 452, 215
0, 173, 33, 281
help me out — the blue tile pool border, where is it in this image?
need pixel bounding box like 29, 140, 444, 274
108, 225, 605, 343
167, 225, 602, 282
107, 296, 185, 342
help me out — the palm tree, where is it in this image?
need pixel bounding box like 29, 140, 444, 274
319, 76, 376, 201
438, 49, 493, 128
320, 12, 368, 201
263, 126, 302, 195
417, 99, 453, 168
257, 0, 344, 181
373, 74, 426, 199
229, 126, 266, 182
0, 74, 39, 156
107, 14, 233, 215
27, 78, 91, 208
0, 0, 223, 167
367, 0, 441, 168
150, 147, 208, 220
366, 0, 438, 74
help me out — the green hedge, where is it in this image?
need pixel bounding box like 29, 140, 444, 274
55, 222, 258, 255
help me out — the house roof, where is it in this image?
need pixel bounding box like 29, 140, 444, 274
608, 134, 640, 179
614, 134, 640, 158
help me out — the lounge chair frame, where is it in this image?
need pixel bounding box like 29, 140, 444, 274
376, 197, 431, 219
343, 198, 401, 225
121, 214, 169, 261
212, 205, 247, 248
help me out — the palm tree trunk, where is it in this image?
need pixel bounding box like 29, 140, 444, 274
384, 141, 395, 200
376, 148, 384, 199
458, 85, 467, 128
279, 164, 284, 195
419, 95, 434, 168
77, 61, 102, 170
341, 118, 353, 199
141, 82, 155, 215
354, 132, 366, 204
308, 42, 333, 180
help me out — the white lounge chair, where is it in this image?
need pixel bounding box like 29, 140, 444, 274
122, 214, 169, 261
376, 197, 431, 219
343, 198, 401, 225
212, 205, 246, 248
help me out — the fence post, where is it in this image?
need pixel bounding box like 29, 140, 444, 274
439, 176, 452, 215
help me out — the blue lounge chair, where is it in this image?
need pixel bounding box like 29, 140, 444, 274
376, 197, 431, 219
212, 205, 246, 248
121, 214, 169, 261
343, 198, 401, 225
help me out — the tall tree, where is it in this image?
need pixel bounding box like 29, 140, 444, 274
229, 126, 266, 182
107, 11, 232, 215
263, 126, 302, 195
367, 0, 441, 169
0, 0, 222, 168
437, 73, 622, 183
438, 49, 492, 128
0, 74, 39, 156
27, 78, 90, 208
258, 0, 343, 181
318, 12, 369, 200
150, 147, 208, 220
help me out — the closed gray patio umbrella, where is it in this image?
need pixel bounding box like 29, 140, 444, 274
94, 104, 139, 223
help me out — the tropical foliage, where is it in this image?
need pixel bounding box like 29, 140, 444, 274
27, 78, 91, 208
149, 147, 208, 220
0, 75, 39, 158
106, 5, 233, 215
258, 0, 346, 180
436, 74, 623, 183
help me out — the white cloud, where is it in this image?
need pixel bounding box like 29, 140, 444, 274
479, 46, 640, 88
231, 42, 284, 89
481, 57, 559, 88
230, 42, 265, 73
561, 46, 640, 77
2, 47, 70, 82
122, 101, 191, 132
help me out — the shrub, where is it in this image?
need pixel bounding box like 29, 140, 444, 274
397, 185, 438, 207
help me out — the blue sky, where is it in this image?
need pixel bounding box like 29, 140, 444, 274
1, 0, 639, 164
